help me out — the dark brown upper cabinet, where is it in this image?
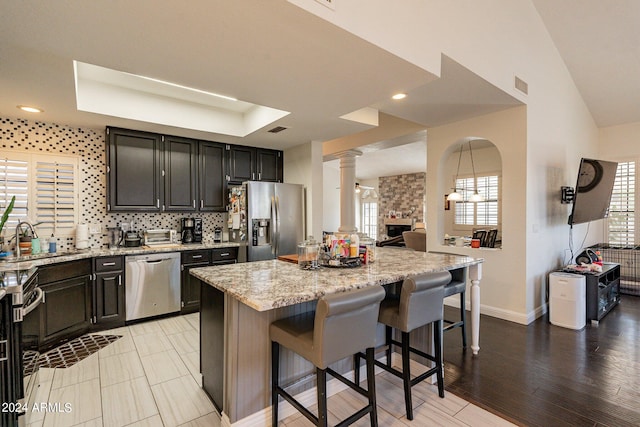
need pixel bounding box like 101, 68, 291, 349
227, 145, 282, 184
164, 135, 198, 212
107, 127, 163, 212
199, 141, 227, 212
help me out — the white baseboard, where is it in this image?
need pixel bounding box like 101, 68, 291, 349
445, 299, 548, 326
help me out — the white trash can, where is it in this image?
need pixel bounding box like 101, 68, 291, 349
549, 272, 586, 330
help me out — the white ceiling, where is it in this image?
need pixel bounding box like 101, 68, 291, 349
0, 1, 637, 178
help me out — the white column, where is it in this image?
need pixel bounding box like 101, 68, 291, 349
335, 149, 362, 233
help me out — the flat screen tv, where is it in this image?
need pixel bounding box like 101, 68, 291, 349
568, 158, 618, 226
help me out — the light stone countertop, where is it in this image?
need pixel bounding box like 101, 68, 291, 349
190, 247, 483, 312
0, 242, 240, 272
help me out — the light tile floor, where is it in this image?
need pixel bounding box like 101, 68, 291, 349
26, 313, 515, 427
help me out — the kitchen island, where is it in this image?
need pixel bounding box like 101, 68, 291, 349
191, 247, 483, 426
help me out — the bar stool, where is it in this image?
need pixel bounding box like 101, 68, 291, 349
270, 285, 385, 427
355, 271, 450, 420
443, 275, 467, 349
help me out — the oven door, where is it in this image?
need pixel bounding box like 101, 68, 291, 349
20, 274, 43, 427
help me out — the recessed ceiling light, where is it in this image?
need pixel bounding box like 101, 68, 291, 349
392, 93, 407, 100
17, 105, 43, 113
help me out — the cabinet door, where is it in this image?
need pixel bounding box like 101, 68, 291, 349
95, 271, 125, 327
199, 141, 227, 211
256, 149, 282, 182
107, 127, 163, 212
164, 135, 198, 212
227, 145, 255, 183
181, 262, 208, 314
40, 275, 92, 348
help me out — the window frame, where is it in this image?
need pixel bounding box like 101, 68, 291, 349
606, 159, 636, 247
0, 149, 79, 239
361, 199, 378, 240
452, 172, 501, 234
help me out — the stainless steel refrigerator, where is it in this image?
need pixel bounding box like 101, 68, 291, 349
228, 181, 304, 261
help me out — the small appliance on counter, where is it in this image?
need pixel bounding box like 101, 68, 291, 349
182, 218, 195, 243
107, 227, 123, 249
124, 231, 141, 247
214, 226, 222, 243
182, 218, 202, 243
143, 229, 178, 247
75, 223, 89, 249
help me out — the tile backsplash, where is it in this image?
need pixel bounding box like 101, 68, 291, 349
0, 116, 226, 252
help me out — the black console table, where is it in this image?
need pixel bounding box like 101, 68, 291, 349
565, 263, 620, 323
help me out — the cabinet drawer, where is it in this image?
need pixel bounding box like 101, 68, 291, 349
39, 259, 92, 284
95, 256, 124, 272
182, 250, 211, 264
211, 247, 238, 262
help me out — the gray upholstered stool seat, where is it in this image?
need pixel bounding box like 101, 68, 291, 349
355, 271, 451, 420
271, 285, 385, 427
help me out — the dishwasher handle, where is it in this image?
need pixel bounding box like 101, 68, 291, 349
145, 259, 164, 264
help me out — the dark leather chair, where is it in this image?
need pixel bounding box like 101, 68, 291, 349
484, 229, 498, 248
402, 230, 426, 252
271, 286, 385, 427
355, 271, 451, 420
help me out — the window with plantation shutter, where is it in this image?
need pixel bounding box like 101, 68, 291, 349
454, 174, 500, 227
0, 150, 78, 239
34, 158, 78, 236
607, 161, 635, 247
0, 156, 29, 233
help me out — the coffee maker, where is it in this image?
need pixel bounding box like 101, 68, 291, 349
181, 218, 195, 244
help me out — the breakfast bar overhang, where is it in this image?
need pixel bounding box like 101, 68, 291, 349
190, 248, 483, 425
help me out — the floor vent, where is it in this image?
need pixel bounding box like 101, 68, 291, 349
268, 126, 288, 133
515, 76, 528, 95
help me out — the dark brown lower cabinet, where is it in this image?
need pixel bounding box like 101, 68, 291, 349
39, 274, 92, 351
93, 256, 125, 328
94, 271, 125, 326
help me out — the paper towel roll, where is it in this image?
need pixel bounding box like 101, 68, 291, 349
76, 223, 89, 249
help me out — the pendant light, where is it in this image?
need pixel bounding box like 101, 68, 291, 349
447, 144, 464, 201
468, 140, 484, 202
447, 140, 484, 203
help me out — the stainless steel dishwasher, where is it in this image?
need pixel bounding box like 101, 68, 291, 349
125, 252, 180, 321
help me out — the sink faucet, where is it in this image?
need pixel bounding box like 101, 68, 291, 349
15, 221, 36, 258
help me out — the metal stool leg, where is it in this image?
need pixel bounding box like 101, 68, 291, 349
353, 352, 361, 385
366, 347, 378, 427
385, 325, 393, 367
460, 291, 467, 349
401, 331, 413, 420
271, 341, 279, 426
434, 320, 445, 398
317, 368, 328, 427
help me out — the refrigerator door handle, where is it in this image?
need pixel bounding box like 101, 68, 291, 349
274, 195, 280, 255
271, 196, 277, 256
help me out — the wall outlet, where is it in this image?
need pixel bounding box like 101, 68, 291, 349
89, 224, 101, 234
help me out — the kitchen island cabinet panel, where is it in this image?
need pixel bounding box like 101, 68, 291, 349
164, 135, 198, 212
107, 127, 163, 212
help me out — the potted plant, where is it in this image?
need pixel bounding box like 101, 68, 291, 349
0, 196, 15, 252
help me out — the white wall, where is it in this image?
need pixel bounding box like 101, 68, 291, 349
322, 162, 340, 233
284, 141, 324, 240
599, 121, 640, 160
292, 0, 600, 324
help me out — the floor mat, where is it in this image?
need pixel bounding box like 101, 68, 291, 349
37, 334, 122, 369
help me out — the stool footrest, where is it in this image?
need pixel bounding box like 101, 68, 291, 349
275, 385, 319, 425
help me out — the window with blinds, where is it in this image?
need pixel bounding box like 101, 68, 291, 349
607, 161, 635, 247
0, 157, 29, 231
454, 174, 500, 226
0, 151, 78, 238
362, 201, 378, 240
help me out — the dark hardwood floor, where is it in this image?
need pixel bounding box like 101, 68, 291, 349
442, 295, 640, 427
